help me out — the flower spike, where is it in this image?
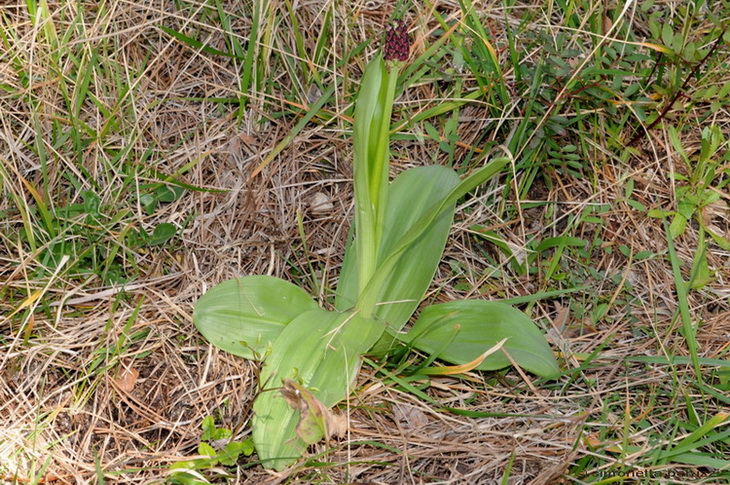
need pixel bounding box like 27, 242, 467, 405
384, 19, 410, 62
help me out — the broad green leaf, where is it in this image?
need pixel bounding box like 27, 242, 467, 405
354, 157, 510, 322
253, 308, 384, 471
193, 276, 319, 360
661, 23, 674, 50
337, 165, 460, 334
405, 300, 560, 378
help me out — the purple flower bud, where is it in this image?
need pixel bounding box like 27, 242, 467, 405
383, 19, 410, 62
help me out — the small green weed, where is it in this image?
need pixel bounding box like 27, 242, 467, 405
168, 416, 254, 484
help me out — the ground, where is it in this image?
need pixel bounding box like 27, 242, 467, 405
1, 1, 729, 484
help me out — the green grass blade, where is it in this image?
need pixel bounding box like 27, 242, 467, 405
665, 452, 729, 469
626, 355, 730, 368
665, 219, 702, 382
658, 413, 730, 462
158, 25, 242, 60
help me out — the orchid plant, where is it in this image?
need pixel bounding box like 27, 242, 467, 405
193, 21, 559, 471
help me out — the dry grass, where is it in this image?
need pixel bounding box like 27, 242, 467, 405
1, 1, 729, 483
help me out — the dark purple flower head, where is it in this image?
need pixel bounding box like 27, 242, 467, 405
383, 19, 410, 62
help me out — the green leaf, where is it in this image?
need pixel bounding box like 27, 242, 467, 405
140, 193, 157, 215
404, 300, 560, 378
148, 223, 177, 246
193, 276, 319, 360
252, 308, 384, 471
647, 209, 672, 218
218, 440, 254, 466
351, 54, 398, 295
354, 157, 510, 318
201, 416, 224, 441
657, 413, 730, 462
533, 236, 587, 254
669, 213, 688, 238
689, 230, 712, 289
706, 226, 730, 250
337, 165, 460, 336
155, 184, 184, 203
661, 23, 674, 50
80, 190, 100, 215
627, 198, 646, 212
197, 442, 216, 458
